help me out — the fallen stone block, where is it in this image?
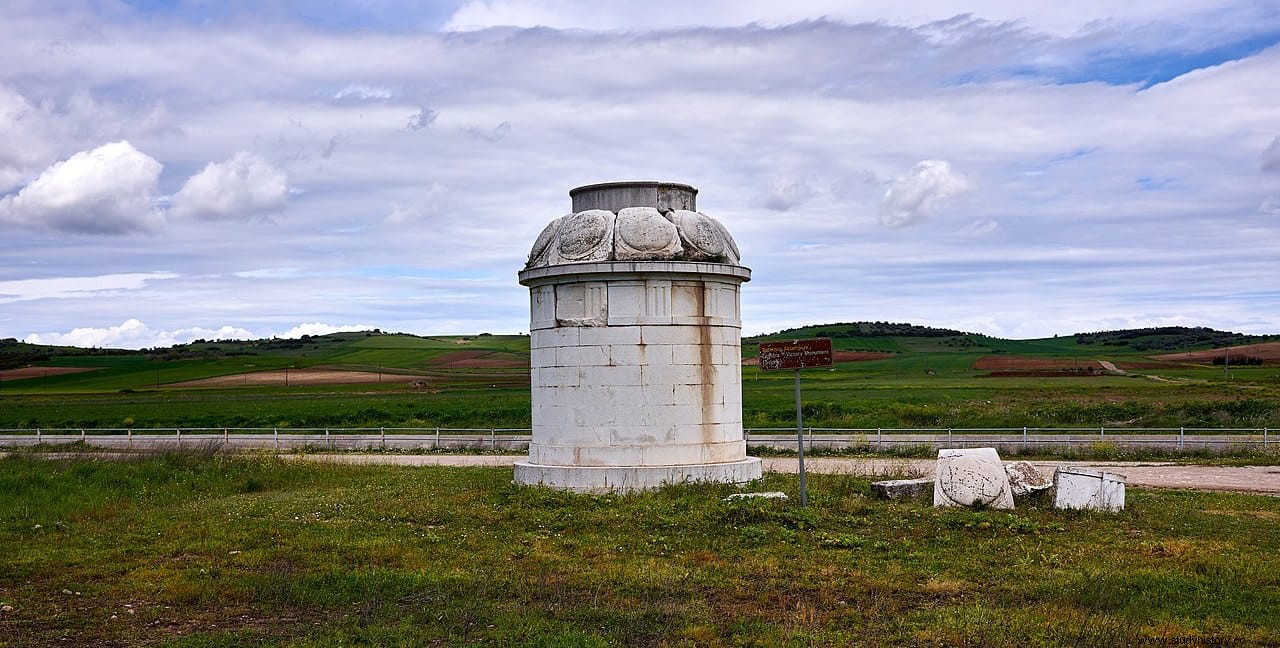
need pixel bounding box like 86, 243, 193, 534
724, 491, 789, 501
1005, 461, 1053, 497
871, 477, 934, 500
1053, 466, 1126, 511
934, 447, 1015, 509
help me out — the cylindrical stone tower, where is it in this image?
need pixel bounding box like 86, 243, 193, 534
515, 181, 761, 492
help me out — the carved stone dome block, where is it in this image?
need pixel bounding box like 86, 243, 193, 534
525, 182, 741, 269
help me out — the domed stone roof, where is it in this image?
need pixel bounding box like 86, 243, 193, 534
525, 182, 741, 269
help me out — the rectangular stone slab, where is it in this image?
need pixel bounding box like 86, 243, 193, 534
1053, 466, 1127, 511
871, 477, 933, 500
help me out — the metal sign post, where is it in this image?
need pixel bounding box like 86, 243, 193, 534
793, 368, 806, 506
758, 338, 833, 507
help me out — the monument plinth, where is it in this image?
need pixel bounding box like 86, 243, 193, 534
515, 181, 761, 492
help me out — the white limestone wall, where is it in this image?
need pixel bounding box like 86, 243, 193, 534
524, 267, 749, 470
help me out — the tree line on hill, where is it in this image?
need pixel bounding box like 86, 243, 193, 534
755, 321, 967, 340
1073, 326, 1275, 351
0, 338, 143, 370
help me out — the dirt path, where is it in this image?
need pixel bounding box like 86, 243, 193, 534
297, 454, 1280, 495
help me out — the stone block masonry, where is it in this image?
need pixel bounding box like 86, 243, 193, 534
515, 182, 760, 492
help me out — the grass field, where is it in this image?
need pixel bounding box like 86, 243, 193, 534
1, 453, 1277, 646
2, 329, 1279, 430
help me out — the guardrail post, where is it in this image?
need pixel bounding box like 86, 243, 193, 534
37, 428, 41, 441
1179, 426, 1185, 450
128, 427, 133, 449
1022, 426, 1028, 451
176, 427, 181, 447
947, 427, 952, 447
490, 428, 496, 450
1265, 427, 1269, 447
326, 428, 331, 449
877, 427, 882, 449
435, 427, 440, 449
1100, 426, 1105, 439
380, 427, 385, 448
274, 428, 279, 450
223, 428, 229, 442
81, 428, 86, 441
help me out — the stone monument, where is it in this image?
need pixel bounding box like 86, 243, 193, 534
515, 181, 761, 492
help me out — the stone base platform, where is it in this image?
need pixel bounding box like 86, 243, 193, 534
513, 457, 762, 493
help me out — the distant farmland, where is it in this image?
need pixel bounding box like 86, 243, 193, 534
1, 326, 1277, 430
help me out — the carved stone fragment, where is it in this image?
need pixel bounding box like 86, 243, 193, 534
1053, 466, 1126, 511
614, 207, 682, 260
933, 447, 1015, 509
872, 477, 933, 500
669, 210, 727, 261
556, 210, 615, 262
1005, 461, 1053, 497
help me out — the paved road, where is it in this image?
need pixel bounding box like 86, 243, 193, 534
301, 454, 1280, 495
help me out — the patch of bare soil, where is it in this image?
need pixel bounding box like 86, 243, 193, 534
0, 366, 100, 380
169, 368, 425, 387
1152, 341, 1280, 364
743, 351, 892, 366
972, 356, 1104, 371
429, 350, 527, 369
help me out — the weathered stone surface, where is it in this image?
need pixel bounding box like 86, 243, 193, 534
614, 207, 682, 260
933, 447, 1015, 509
725, 491, 789, 501
514, 459, 761, 494
1005, 461, 1052, 496
527, 215, 567, 267
1054, 466, 1126, 511
525, 182, 743, 269
670, 210, 726, 260
518, 182, 754, 493
872, 477, 933, 500
556, 210, 615, 262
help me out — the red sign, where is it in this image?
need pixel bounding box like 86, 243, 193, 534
758, 338, 833, 371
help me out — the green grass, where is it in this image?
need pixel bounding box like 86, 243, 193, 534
1, 454, 1277, 646
3, 330, 1279, 430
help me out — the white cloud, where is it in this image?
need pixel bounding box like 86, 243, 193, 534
2, 9, 1280, 341
0, 141, 163, 234
463, 121, 511, 142
385, 183, 449, 224
443, 0, 1255, 37
233, 267, 303, 279
879, 160, 970, 228
333, 84, 395, 101
0, 272, 179, 304
958, 217, 1000, 236
1261, 197, 1280, 216
23, 319, 374, 349
0, 85, 55, 191
407, 107, 438, 131
276, 322, 373, 338
760, 177, 818, 212
170, 152, 288, 221
24, 318, 256, 349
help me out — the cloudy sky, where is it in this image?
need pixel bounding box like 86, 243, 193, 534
2, 0, 1279, 348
